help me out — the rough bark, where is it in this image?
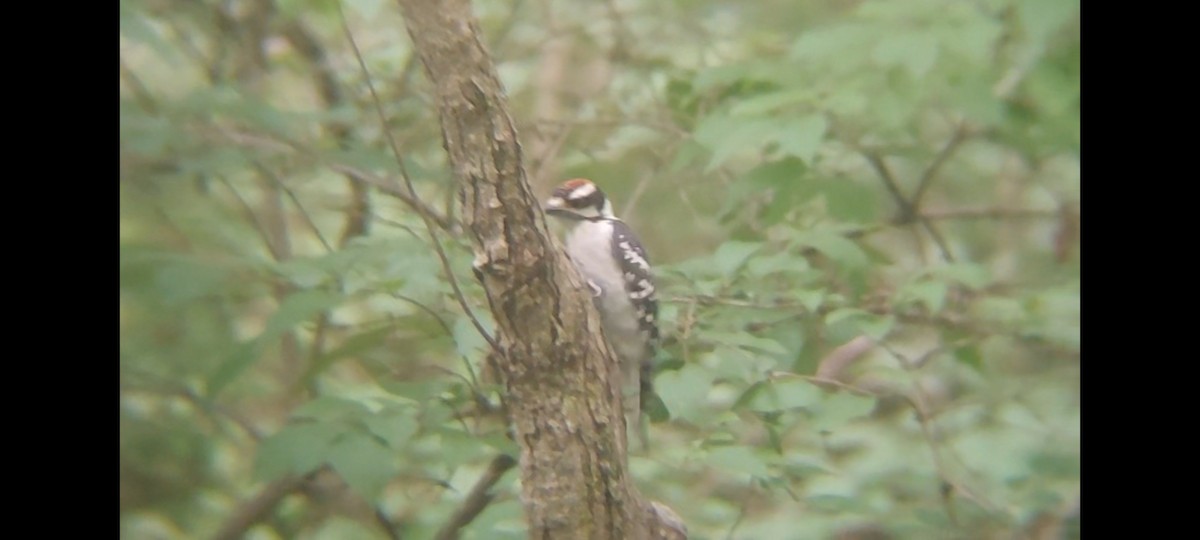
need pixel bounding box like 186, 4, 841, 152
395, 0, 685, 538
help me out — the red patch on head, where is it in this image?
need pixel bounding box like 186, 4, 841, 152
562, 178, 593, 189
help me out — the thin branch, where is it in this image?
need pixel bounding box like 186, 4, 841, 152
723, 481, 753, 540
876, 343, 960, 526
279, 14, 375, 248
921, 207, 1060, 221
918, 219, 956, 263
393, 293, 483, 393
527, 117, 574, 190
862, 151, 955, 261
911, 123, 970, 208
433, 454, 518, 540
257, 163, 335, 253
120, 379, 263, 442
814, 335, 876, 385
664, 294, 807, 310
119, 57, 158, 113
220, 177, 285, 261
339, 5, 500, 354
330, 164, 455, 231
255, 160, 346, 397
374, 508, 402, 540
211, 473, 312, 540
209, 126, 454, 232
862, 152, 917, 224
764, 371, 890, 399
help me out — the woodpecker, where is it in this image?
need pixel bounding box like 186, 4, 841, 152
544, 179, 658, 447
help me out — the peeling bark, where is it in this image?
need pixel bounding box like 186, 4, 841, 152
395, 0, 685, 538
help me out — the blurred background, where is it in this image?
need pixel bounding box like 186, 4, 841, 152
119, 0, 1080, 538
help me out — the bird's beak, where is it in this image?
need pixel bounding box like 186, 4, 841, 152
543, 196, 566, 215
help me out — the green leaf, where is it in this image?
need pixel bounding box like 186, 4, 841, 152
693, 112, 826, 170
896, 280, 948, 313
430, 427, 492, 468
643, 392, 670, 423
654, 364, 714, 422
263, 290, 345, 341
119, 0, 177, 60
873, 33, 940, 78
668, 140, 707, 172
308, 517, 384, 540
705, 445, 772, 478
791, 231, 869, 272
972, 296, 1025, 326
746, 251, 810, 278
328, 432, 396, 500
790, 289, 826, 314
712, 240, 763, 277
791, 23, 874, 61
382, 380, 450, 403
711, 333, 790, 357
1018, 0, 1078, 44
1028, 451, 1079, 479
954, 345, 983, 371
255, 422, 344, 480
206, 341, 262, 399
304, 325, 394, 384
775, 114, 827, 165
743, 377, 821, 412
454, 313, 494, 364
153, 259, 230, 306
929, 263, 991, 290
344, 0, 386, 18
729, 89, 816, 116
207, 289, 344, 397
813, 392, 875, 431
694, 116, 773, 171
293, 396, 371, 422
277, 0, 338, 17
825, 309, 894, 340
363, 410, 419, 448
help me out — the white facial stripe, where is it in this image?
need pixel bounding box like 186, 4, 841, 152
568, 182, 597, 200
545, 196, 565, 208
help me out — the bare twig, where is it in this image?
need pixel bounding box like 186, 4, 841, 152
393, 293, 483, 393
211, 473, 312, 540
723, 481, 753, 540
220, 177, 285, 260
863, 152, 918, 223
764, 371, 889, 399
339, 5, 500, 353
921, 207, 1060, 221
918, 219, 956, 263
211, 125, 454, 232
120, 379, 263, 442
664, 294, 806, 310
911, 123, 971, 208
814, 335, 876, 385
280, 15, 374, 247
861, 150, 955, 262
119, 57, 157, 113
433, 454, 518, 540
257, 163, 335, 253
875, 343, 964, 525
374, 508, 402, 540
329, 164, 455, 231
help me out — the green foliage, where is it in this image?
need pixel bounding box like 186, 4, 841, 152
121, 0, 1079, 538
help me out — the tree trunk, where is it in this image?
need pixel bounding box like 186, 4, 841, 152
394, 0, 685, 538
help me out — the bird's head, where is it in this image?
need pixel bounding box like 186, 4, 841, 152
543, 178, 614, 222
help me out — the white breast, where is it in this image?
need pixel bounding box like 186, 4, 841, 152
564, 220, 646, 361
